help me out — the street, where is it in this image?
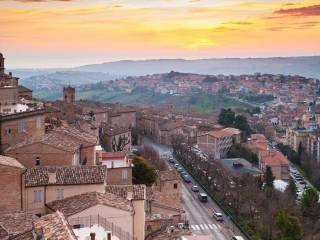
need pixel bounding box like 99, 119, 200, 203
142, 136, 244, 240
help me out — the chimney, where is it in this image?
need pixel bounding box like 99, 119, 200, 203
90, 233, 96, 240
48, 169, 57, 184
107, 233, 112, 240
127, 191, 133, 201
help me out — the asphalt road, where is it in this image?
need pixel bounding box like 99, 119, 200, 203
142, 136, 244, 239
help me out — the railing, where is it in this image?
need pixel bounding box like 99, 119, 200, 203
69, 215, 137, 240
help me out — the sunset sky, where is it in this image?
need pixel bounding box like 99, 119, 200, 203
0, 0, 320, 68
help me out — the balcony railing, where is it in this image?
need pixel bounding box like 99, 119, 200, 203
69, 215, 137, 240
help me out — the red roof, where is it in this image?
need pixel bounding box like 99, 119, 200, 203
206, 130, 234, 138
263, 150, 289, 166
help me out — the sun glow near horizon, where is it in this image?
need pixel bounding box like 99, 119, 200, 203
0, 0, 320, 68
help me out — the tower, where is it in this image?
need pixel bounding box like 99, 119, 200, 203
63, 86, 75, 103
0, 53, 4, 74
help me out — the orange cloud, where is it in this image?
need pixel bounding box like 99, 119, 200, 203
274, 4, 320, 16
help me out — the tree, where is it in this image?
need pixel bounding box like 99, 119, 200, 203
132, 156, 157, 186
275, 209, 303, 240
111, 134, 131, 152
227, 144, 258, 165
234, 115, 252, 139
218, 108, 235, 127
285, 177, 297, 198
265, 166, 275, 189
300, 188, 320, 220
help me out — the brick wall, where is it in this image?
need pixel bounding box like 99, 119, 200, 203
80, 146, 96, 165
6, 143, 74, 167
1, 113, 45, 151
106, 167, 132, 185
0, 165, 23, 211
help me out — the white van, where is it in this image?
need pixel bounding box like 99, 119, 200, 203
213, 212, 223, 221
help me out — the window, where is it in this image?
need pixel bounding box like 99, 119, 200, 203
122, 169, 128, 179
36, 116, 41, 129
17, 121, 26, 133
174, 183, 178, 189
6, 128, 11, 135
34, 190, 42, 203
35, 157, 40, 166
56, 189, 64, 200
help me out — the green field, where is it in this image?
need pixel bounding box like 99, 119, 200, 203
34, 88, 253, 113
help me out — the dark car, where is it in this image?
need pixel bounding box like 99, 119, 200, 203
182, 174, 191, 183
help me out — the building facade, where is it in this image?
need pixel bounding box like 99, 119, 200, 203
197, 128, 241, 159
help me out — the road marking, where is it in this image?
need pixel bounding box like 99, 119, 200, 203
191, 225, 200, 231
216, 224, 222, 230
208, 224, 214, 230
203, 224, 209, 230
212, 224, 218, 230
199, 224, 205, 230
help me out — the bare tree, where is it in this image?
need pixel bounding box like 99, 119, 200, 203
111, 134, 131, 152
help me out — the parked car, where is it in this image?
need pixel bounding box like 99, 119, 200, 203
231, 236, 245, 240
191, 185, 199, 192
180, 171, 187, 176
299, 180, 306, 185
174, 164, 180, 169
213, 212, 223, 221
198, 193, 208, 202
182, 174, 191, 183
177, 167, 183, 173
169, 158, 175, 164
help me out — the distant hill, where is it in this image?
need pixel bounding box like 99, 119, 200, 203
71, 56, 320, 79
18, 71, 121, 91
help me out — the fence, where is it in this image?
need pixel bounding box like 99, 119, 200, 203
69, 215, 137, 240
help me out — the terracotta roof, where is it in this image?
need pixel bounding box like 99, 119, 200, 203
205, 130, 234, 138
24, 165, 106, 187
159, 170, 179, 182
0, 155, 24, 169
33, 211, 77, 240
250, 134, 267, 140
18, 85, 32, 93
46, 192, 133, 216
105, 185, 146, 200
159, 121, 182, 131
263, 150, 289, 166
222, 127, 241, 135
5, 127, 97, 153
0, 211, 38, 238
53, 126, 97, 146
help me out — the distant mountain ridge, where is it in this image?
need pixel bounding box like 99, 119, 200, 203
17, 71, 121, 91
71, 56, 320, 79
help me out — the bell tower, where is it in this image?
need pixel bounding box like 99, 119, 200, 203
63, 85, 75, 103
0, 53, 4, 74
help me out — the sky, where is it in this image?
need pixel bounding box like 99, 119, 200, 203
0, 0, 320, 68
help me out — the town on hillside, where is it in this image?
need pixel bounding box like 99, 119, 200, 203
1, 52, 320, 240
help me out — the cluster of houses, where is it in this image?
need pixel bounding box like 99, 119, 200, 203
0, 54, 187, 240
3, 52, 314, 239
